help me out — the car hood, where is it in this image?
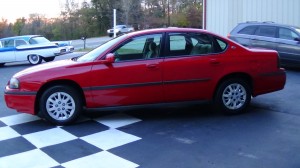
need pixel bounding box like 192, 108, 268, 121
14, 59, 78, 78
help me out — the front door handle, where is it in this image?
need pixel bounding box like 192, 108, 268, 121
210, 59, 220, 65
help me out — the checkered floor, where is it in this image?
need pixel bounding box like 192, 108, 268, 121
0, 113, 142, 168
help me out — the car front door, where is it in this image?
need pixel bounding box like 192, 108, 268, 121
89, 34, 164, 107
276, 27, 300, 66
162, 32, 225, 102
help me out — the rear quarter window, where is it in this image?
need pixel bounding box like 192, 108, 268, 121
216, 38, 227, 51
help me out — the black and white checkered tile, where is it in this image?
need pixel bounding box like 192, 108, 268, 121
0, 113, 142, 168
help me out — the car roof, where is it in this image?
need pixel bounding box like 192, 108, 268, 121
127, 27, 217, 37
238, 21, 300, 29
0, 35, 43, 41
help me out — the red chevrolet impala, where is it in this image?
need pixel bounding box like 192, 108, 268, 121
4, 28, 286, 125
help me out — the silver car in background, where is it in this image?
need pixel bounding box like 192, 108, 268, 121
228, 22, 300, 67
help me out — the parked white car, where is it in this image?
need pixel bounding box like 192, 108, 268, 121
52, 41, 75, 54
107, 25, 134, 37
0, 35, 73, 66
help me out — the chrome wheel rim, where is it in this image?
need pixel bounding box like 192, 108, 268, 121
222, 83, 247, 110
46, 92, 75, 121
29, 55, 40, 64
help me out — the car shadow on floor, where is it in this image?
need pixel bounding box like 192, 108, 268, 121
83, 103, 264, 123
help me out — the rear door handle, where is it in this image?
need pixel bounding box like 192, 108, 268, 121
210, 59, 220, 65
146, 64, 158, 69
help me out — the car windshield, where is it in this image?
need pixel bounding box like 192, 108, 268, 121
77, 35, 128, 62
29, 36, 50, 44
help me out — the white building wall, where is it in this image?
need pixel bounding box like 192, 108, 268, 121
206, 0, 300, 36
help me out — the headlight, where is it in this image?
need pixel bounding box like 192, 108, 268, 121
9, 78, 20, 89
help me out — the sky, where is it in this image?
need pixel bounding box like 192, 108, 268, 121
0, 0, 88, 23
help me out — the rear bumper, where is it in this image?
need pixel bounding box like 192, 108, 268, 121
4, 87, 36, 115
253, 68, 286, 96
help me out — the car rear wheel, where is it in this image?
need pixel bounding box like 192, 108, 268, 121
44, 56, 55, 62
40, 85, 82, 125
28, 54, 42, 65
214, 78, 251, 114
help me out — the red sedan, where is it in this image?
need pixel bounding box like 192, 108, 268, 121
4, 28, 286, 125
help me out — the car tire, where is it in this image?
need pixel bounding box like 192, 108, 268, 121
28, 54, 42, 65
44, 56, 55, 62
39, 85, 82, 125
214, 78, 251, 114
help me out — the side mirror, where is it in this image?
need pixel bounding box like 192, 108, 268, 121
294, 37, 300, 42
102, 53, 115, 64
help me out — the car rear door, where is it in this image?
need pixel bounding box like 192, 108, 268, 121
162, 32, 225, 102
276, 27, 300, 66
89, 34, 164, 107
251, 25, 277, 50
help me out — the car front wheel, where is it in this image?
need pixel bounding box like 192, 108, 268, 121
214, 78, 251, 114
28, 54, 42, 65
40, 85, 82, 125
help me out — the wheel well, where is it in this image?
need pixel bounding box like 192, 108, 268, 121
34, 80, 86, 115
213, 73, 253, 99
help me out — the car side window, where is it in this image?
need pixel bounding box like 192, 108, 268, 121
279, 28, 300, 40
166, 33, 192, 56
113, 34, 162, 62
215, 38, 227, 51
15, 40, 27, 47
170, 35, 186, 51
3, 40, 14, 48
189, 34, 213, 55
166, 33, 223, 57
255, 26, 277, 38
238, 25, 258, 35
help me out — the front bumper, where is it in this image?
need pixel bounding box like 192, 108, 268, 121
4, 87, 36, 115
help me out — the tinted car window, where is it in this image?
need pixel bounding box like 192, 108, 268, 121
238, 25, 258, 35
114, 34, 162, 61
170, 35, 186, 51
255, 26, 277, 38
117, 37, 146, 55
216, 38, 227, 51
189, 34, 213, 55
279, 28, 300, 40
166, 33, 225, 57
